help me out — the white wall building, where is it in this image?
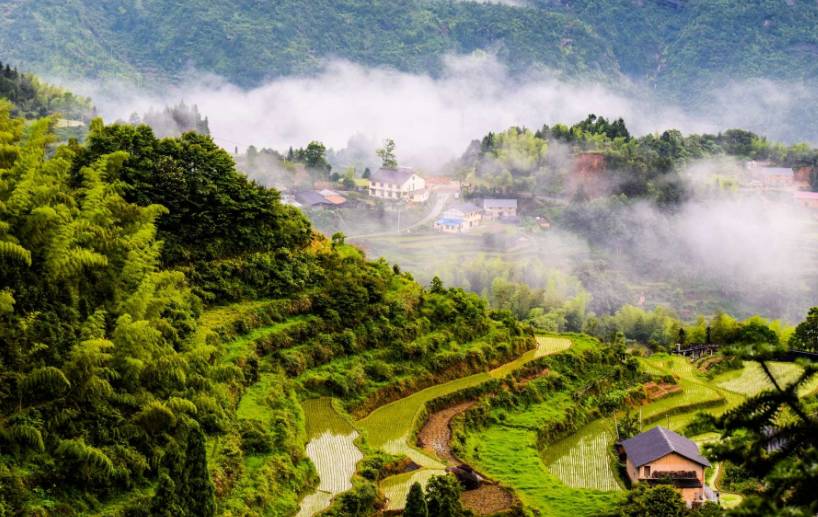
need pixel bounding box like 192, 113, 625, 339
368, 167, 429, 202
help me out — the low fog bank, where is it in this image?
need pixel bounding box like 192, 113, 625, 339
67, 53, 818, 174
58, 54, 818, 321
603, 194, 815, 321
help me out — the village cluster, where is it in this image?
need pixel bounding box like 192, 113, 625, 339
280, 157, 818, 235
283, 166, 520, 234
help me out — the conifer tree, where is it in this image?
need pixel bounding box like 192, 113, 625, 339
404, 482, 428, 517
180, 426, 216, 517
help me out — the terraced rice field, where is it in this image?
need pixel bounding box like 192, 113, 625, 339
489, 336, 571, 379
637, 355, 743, 429
357, 372, 490, 468
297, 398, 362, 517
360, 336, 572, 509
717, 361, 818, 397
542, 419, 622, 491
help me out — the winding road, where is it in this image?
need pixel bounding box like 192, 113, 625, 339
347, 192, 450, 239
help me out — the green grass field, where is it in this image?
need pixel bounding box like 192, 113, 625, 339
463, 426, 624, 516
637, 355, 743, 430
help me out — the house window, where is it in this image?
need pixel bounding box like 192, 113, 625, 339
643, 466, 651, 478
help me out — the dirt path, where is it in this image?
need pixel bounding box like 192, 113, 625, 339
417, 401, 475, 465
418, 400, 517, 515
462, 485, 516, 516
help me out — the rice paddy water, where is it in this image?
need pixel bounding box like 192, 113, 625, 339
296, 398, 362, 517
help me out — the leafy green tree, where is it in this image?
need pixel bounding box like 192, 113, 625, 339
688, 502, 724, 517
404, 482, 428, 517
72, 122, 312, 265
617, 485, 686, 517
430, 276, 444, 294
304, 141, 330, 171
425, 475, 466, 517
376, 138, 398, 168
616, 410, 641, 440
790, 307, 818, 352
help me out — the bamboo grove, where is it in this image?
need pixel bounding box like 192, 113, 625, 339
0, 100, 531, 514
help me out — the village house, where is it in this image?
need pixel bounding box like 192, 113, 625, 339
442, 202, 483, 229
433, 217, 466, 233
480, 198, 517, 220
294, 190, 347, 209
617, 426, 715, 507
368, 167, 429, 202
317, 189, 347, 206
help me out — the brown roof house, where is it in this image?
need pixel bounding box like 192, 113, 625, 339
617, 426, 716, 507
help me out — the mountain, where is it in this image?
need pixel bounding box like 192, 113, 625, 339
2, 0, 818, 102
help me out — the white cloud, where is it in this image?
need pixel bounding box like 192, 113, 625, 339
78, 54, 715, 172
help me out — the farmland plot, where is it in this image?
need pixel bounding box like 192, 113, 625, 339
359, 335, 573, 509
718, 361, 818, 397
462, 425, 623, 517
489, 336, 571, 379
543, 420, 621, 491
297, 398, 362, 517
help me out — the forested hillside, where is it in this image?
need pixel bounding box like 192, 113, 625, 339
0, 99, 533, 514
2, 0, 818, 102
0, 60, 92, 120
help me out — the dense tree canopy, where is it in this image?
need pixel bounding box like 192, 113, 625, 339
71, 122, 312, 266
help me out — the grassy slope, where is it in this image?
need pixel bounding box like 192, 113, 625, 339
466, 425, 622, 516
194, 299, 320, 516
356, 337, 569, 465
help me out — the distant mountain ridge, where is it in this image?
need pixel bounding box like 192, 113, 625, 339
2, 0, 818, 101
